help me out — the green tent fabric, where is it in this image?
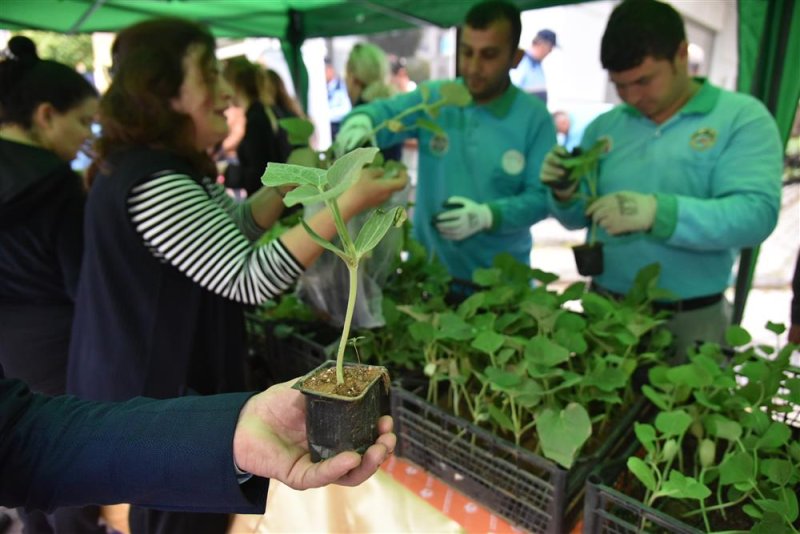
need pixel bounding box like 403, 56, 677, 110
732, 0, 800, 325
0, 0, 582, 109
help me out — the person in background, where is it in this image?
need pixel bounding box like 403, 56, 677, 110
540, 0, 782, 357
0, 36, 106, 534
345, 42, 402, 162
510, 28, 557, 103
390, 56, 417, 93
2, 369, 395, 516
552, 110, 579, 152
326, 59, 351, 138
66, 17, 406, 534
264, 68, 305, 121
336, 0, 555, 286
222, 58, 290, 196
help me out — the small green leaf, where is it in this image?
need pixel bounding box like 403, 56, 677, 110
765, 321, 786, 335
634, 423, 656, 453
706, 414, 742, 442
760, 458, 794, 486
757, 422, 791, 449
327, 146, 379, 187
661, 471, 711, 500
487, 404, 516, 433
524, 335, 570, 367
719, 451, 754, 485
409, 322, 435, 343
654, 410, 692, 437
414, 117, 446, 137
641, 385, 669, 411
286, 146, 321, 167
725, 324, 752, 346
471, 330, 505, 355
627, 457, 656, 491
299, 219, 344, 257
439, 81, 471, 107
354, 206, 406, 257
536, 403, 592, 468
666, 363, 713, 388
278, 117, 314, 145
485, 366, 521, 389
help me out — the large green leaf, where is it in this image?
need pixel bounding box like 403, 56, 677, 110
760, 458, 794, 486
634, 422, 657, 454
757, 422, 791, 449
354, 206, 406, 257
666, 363, 713, 388
327, 147, 379, 190
524, 335, 570, 368
706, 414, 742, 442
286, 147, 321, 168
536, 403, 591, 468
725, 324, 752, 346
262, 162, 326, 189
485, 366, 521, 389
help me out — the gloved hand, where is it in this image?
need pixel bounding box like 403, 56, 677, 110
333, 114, 374, 157
586, 191, 657, 235
540, 145, 579, 200
433, 196, 492, 241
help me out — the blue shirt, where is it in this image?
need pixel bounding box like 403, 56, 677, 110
511, 53, 547, 102
350, 79, 556, 280
548, 80, 783, 298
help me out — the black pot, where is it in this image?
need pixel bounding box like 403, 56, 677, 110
572, 243, 604, 276
294, 360, 390, 462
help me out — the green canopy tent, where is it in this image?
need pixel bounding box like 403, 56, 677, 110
2, 0, 798, 320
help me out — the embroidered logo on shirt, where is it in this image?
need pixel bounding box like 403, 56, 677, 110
501, 149, 525, 175
689, 128, 717, 151
429, 134, 449, 156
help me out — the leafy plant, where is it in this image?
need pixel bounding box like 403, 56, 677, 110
362, 257, 672, 469
262, 81, 471, 385
626, 324, 800, 532
558, 139, 608, 246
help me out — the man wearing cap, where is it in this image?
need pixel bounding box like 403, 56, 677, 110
335, 0, 555, 287
511, 29, 557, 103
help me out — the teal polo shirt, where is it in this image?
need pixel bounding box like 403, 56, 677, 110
548, 80, 783, 298
351, 79, 556, 281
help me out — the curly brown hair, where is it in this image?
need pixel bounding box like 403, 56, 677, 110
89, 18, 217, 183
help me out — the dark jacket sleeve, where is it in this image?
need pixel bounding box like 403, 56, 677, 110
792, 250, 800, 325
238, 103, 283, 196
0, 375, 268, 513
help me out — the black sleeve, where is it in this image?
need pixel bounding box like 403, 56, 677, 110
792, 250, 800, 325
238, 104, 283, 196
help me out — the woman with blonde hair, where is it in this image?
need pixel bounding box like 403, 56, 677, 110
345, 42, 401, 161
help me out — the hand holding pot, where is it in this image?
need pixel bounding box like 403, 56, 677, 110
586, 191, 657, 235
232, 380, 396, 489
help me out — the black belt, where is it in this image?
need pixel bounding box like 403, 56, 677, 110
592, 285, 723, 313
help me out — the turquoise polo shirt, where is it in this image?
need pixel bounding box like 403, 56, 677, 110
548, 80, 783, 298
350, 79, 556, 281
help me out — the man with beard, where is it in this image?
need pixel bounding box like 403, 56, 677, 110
336, 0, 555, 287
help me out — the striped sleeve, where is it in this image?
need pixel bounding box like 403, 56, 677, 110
127, 171, 303, 305
203, 180, 264, 242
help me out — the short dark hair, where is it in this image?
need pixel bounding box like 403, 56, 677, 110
0, 36, 97, 128
601, 0, 686, 72
464, 0, 522, 54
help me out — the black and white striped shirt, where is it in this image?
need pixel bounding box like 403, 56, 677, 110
127, 171, 302, 305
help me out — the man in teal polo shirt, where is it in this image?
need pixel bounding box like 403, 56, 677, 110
541, 0, 783, 356
336, 0, 555, 283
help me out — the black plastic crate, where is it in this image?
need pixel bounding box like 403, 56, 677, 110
244, 312, 336, 388
582, 476, 702, 534
390, 387, 647, 533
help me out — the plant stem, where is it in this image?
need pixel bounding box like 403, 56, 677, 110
335, 262, 359, 385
